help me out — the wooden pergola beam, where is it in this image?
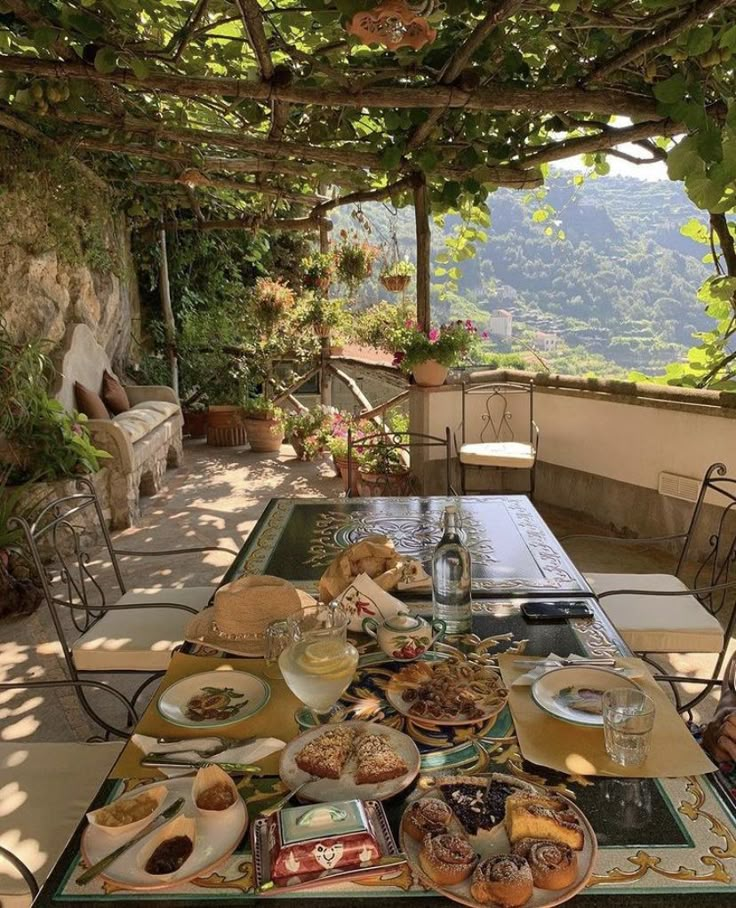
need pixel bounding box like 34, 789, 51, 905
135, 171, 326, 206
166, 214, 328, 232
0, 54, 662, 118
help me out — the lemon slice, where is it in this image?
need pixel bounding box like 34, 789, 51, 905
297, 641, 354, 676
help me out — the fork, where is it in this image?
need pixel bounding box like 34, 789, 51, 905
149, 735, 256, 759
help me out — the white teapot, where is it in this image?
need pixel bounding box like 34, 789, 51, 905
361, 612, 446, 661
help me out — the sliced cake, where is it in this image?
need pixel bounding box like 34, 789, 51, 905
295, 727, 356, 780
504, 792, 585, 851
440, 780, 491, 835
354, 733, 408, 784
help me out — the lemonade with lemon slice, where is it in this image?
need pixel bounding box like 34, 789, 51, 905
279, 618, 359, 714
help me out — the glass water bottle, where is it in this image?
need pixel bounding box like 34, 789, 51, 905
432, 505, 472, 634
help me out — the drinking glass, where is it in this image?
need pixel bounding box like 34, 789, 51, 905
278, 604, 359, 725
264, 619, 291, 680
602, 688, 656, 767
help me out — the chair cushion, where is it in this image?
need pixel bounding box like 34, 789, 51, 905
111, 401, 178, 444
72, 587, 213, 671
74, 382, 109, 420
102, 370, 130, 415
459, 442, 535, 468
586, 572, 725, 654
0, 742, 122, 907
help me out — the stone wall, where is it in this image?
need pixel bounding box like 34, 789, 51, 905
0, 135, 140, 369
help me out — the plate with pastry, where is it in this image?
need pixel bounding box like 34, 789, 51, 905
279, 720, 421, 803
400, 773, 597, 908
386, 659, 508, 727
531, 666, 640, 728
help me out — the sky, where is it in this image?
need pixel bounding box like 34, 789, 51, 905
555, 118, 670, 181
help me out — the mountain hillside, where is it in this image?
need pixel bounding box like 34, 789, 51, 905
336, 174, 710, 375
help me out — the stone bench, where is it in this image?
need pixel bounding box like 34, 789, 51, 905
52, 323, 183, 528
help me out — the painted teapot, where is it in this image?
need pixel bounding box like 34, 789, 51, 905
361, 612, 446, 661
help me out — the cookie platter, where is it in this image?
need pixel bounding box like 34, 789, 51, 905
399, 774, 597, 908
280, 720, 421, 802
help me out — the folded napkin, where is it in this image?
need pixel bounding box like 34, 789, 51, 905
132, 734, 285, 777
336, 572, 407, 632
511, 654, 644, 687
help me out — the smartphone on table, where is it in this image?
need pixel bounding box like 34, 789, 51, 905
521, 600, 594, 621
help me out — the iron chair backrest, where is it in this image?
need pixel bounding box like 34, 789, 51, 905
676, 462, 736, 618
460, 379, 535, 446
346, 427, 452, 497
7, 477, 127, 679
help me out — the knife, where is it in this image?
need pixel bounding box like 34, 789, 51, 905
513, 657, 617, 668
76, 797, 184, 886
141, 757, 262, 772
145, 736, 257, 762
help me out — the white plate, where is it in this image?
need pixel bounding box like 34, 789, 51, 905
400, 775, 597, 908
279, 720, 421, 802
81, 777, 248, 891
531, 666, 640, 728
386, 666, 507, 728
156, 670, 270, 729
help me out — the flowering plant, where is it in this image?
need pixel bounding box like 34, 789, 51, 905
326, 411, 370, 459
284, 405, 334, 460
334, 231, 379, 291
253, 277, 295, 327
379, 259, 415, 279
301, 253, 333, 291
242, 395, 284, 423
390, 320, 487, 372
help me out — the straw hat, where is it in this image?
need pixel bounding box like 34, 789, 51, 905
185, 575, 316, 657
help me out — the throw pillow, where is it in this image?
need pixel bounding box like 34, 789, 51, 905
102, 370, 130, 415
74, 382, 109, 420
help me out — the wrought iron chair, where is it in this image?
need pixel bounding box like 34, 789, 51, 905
346, 428, 453, 498
8, 477, 238, 738
0, 714, 122, 906
456, 379, 539, 496
563, 462, 736, 714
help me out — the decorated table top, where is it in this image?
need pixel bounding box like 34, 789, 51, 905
223, 496, 591, 598
34, 496, 736, 906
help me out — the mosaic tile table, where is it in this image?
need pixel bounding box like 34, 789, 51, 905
35, 496, 736, 907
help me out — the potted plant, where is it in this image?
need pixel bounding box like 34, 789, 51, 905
284, 406, 333, 461
379, 258, 415, 293
302, 295, 345, 339
242, 396, 285, 453
253, 277, 295, 328
355, 439, 412, 497
334, 231, 378, 291
181, 397, 209, 438
204, 359, 251, 447
391, 320, 486, 387
301, 252, 334, 293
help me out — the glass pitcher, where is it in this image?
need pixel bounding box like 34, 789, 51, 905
278, 604, 359, 724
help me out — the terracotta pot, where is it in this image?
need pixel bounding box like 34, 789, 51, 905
183, 409, 208, 438
333, 454, 360, 496
244, 417, 283, 453
380, 274, 411, 293
412, 359, 449, 387
304, 275, 331, 293
207, 405, 247, 447
357, 468, 413, 498
329, 345, 344, 356
289, 434, 307, 460
313, 323, 331, 338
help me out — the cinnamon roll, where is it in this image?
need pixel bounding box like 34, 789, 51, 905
469, 854, 533, 907
418, 833, 478, 886
403, 797, 453, 842
512, 838, 578, 890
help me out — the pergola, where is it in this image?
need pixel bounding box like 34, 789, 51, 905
0, 0, 734, 333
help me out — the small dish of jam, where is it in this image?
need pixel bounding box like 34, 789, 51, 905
196, 781, 237, 812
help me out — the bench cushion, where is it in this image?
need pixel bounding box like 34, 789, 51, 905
0, 742, 122, 907
72, 587, 213, 671
459, 441, 535, 468
112, 401, 180, 444
586, 572, 725, 653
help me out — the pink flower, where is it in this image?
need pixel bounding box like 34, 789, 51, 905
404, 319, 415, 329
428, 328, 440, 343
393, 351, 406, 366
481, 331, 489, 339
71, 423, 83, 436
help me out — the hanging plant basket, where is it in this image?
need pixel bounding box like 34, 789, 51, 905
313, 322, 331, 338
380, 274, 411, 293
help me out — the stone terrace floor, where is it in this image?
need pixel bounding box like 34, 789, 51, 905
1, 438, 733, 742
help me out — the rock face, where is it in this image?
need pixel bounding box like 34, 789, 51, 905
0, 207, 139, 371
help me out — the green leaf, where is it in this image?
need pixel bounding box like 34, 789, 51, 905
67, 11, 106, 40
130, 57, 150, 80
532, 209, 549, 222
687, 25, 713, 56
720, 24, 736, 51
94, 47, 119, 74
680, 217, 709, 244
667, 136, 700, 181
380, 145, 402, 170
653, 73, 687, 104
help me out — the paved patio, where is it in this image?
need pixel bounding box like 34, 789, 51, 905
0, 439, 732, 743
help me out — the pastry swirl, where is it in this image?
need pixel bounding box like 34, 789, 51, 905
418, 833, 477, 885
470, 854, 533, 907
512, 838, 577, 890
403, 797, 453, 842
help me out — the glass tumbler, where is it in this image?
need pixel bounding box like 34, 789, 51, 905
264, 619, 291, 679
602, 688, 656, 768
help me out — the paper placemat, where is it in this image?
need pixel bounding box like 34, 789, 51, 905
111, 653, 302, 779
498, 654, 716, 778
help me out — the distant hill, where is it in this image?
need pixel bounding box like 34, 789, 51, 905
334, 173, 710, 375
